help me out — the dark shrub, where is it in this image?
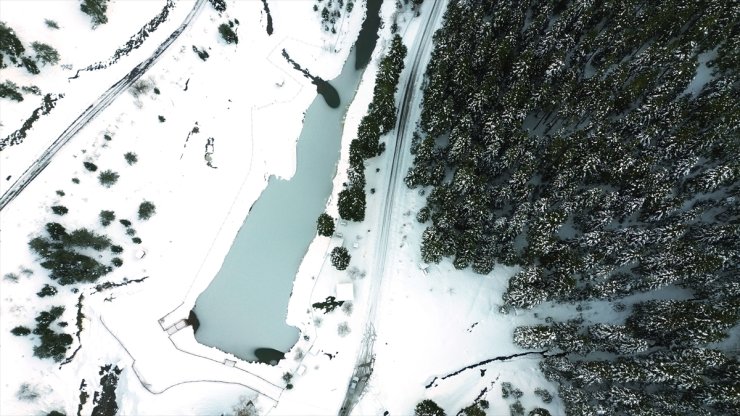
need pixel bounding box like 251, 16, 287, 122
99, 210, 115, 226
98, 170, 119, 187
138, 201, 156, 220
330, 246, 351, 270
218, 23, 238, 44
11, 326, 31, 336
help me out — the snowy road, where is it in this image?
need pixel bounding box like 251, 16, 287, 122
0, 0, 208, 211
339, 0, 447, 413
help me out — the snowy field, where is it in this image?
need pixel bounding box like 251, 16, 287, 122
1, 1, 561, 415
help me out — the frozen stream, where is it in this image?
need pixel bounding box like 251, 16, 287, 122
193, 0, 382, 363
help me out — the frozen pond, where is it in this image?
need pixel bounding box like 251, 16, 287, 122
193, 0, 383, 363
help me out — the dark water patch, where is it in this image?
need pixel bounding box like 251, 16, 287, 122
254, 348, 285, 365
186, 309, 200, 333
281, 49, 340, 108
261, 0, 274, 35
354, 0, 383, 69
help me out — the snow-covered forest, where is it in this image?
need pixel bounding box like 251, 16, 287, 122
407, 0, 739, 414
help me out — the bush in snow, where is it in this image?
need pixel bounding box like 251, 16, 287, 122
31, 42, 59, 66
501, 382, 523, 399
330, 246, 351, 270
29, 225, 112, 285
37, 284, 58, 298
218, 23, 238, 44
416, 206, 431, 223
21, 56, 39, 74
337, 321, 351, 337
44, 19, 59, 29
124, 152, 138, 165
509, 401, 525, 416
11, 326, 31, 336
83, 161, 98, 172
317, 212, 335, 236
138, 201, 156, 220
99, 210, 115, 226
111, 257, 123, 267
209, 0, 226, 12
98, 170, 119, 187
414, 399, 445, 416
4, 272, 19, 282
232, 396, 259, 416
32, 306, 73, 362
534, 388, 553, 404
80, 0, 109, 27
0, 80, 23, 101
16, 383, 40, 401
337, 185, 365, 222
528, 408, 552, 416
459, 403, 486, 416
0, 22, 25, 69
192, 45, 209, 61
51, 205, 68, 215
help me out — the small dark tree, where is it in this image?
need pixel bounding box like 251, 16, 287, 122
37, 284, 58, 298
330, 246, 351, 270
415, 399, 446, 416
22, 57, 40, 74
138, 201, 156, 220
31, 42, 59, 65
45, 222, 67, 240
99, 210, 115, 226
132, 237, 142, 244
11, 326, 31, 336
124, 152, 138, 165
119, 219, 132, 227
80, 0, 109, 26
317, 213, 335, 236
51, 205, 68, 216
110, 245, 123, 253
111, 257, 123, 267
44, 19, 60, 29
218, 23, 238, 44
0, 22, 24, 68
83, 161, 98, 172
338, 186, 366, 222
209, 0, 226, 12
98, 170, 119, 187
64, 228, 111, 250
0, 80, 23, 101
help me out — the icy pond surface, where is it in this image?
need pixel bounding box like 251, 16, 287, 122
193, 0, 382, 363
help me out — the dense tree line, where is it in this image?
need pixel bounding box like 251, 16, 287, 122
339, 34, 407, 222
410, 0, 738, 413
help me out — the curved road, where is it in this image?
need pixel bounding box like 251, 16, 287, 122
338, 0, 447, 413
0, 0, 207, 211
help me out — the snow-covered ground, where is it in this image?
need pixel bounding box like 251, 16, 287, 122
1, 1, 562, 415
